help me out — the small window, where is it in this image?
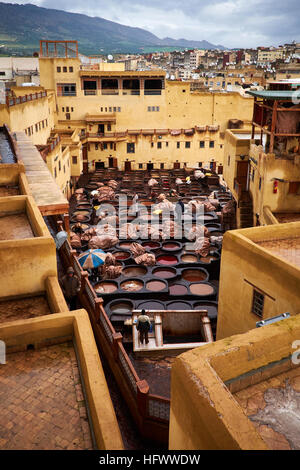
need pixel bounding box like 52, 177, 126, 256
209, 141, 214, 148
69, 66, 73, 72
63, 165, 65, 174
177, 142, 180, 149
103, 143, 107, 150
63, 66, 67, 73
151, 142, 154, 148
58, 161, 61, 171
185, 142, 191, 149
71, 107, 73, 112
113, 107, 117, 112
166, 142, 168, 147
228, 155, 230, 166
252, 289, 264, 317
109, 107, 112, 113
117, 107, 121, 112
157, 142, 162, 149
127, 143, 135, 154
72, 156, 77, 164
66, 107, 69, 113
100, 107, 103, 112
62, 107, 65, 112
139, 163, 143, 169
148, 106, 151, 112
198, 162, 202, 167
107, 124, 111, 131
259, 177, 262, 190
57, 67, 61, 73
200, 141, 205, 148
156, 106, 160, 111
95, 143, 98, 150
54, 168, 57, 178
288, 182, 300, 194
110, 143, 113, 150
160, 163, 164, 169
35, 124, 38, 132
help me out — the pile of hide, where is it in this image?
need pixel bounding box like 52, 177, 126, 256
187, 199, 216, 214
148, 178, 158, 186
161, 220, 181, 239
187, 224, 209, 241
70, 224, 118, 250
222, 200, 235, 216
194, 237, 211, 257
99, 253, 123, 279
129, 242, 156, 266
107, 179, 118, 190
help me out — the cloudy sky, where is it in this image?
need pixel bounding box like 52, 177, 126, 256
2, 0, 300, 48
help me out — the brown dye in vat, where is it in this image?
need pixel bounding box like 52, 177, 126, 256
189, 283, 214, 296
152, 268, 176, 279
114, 251, 130, 260
157, 255, 178, 265
94, 282, 118, 294
181, 254, 198, 263
110, 302, 133, 315
0, 213, 34, 240
146, 280, 166, 291
120, 280, 143, 291
162, 242, 181, 251
73, 210, 91, 216
142, 241, 160, 250
169, 284, 188, 295
167, 301, 191, 310
200, 256, 217, 263
182, 269, 207, 282
118, 242, 133, 250
123, 266, 147, 277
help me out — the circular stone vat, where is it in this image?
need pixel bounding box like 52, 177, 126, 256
209, 231, 223, 238
113, 251, 131, 261
156, 254, 178, 266
71, 214, 90, 223
189, 283, 215, 296
120, 279, 144, 292
167, 301, 192, 310
152, 267, 177, 279
161, 241, 182, 252
94, 281, 118, 294
182, 268, 209, 283
118, 241, 134, 250
194, 302, 218, 319
70, 223, 90, 232
145, 280, 166, 292
72, 210, 91, 217
169, 283, 188, 295
180, 254, 198, 263
137, 301, 165, 311
108, 299, 134, 316
123, 266, 148, 277
141, 241, 161, 251
199, 255, 218, 264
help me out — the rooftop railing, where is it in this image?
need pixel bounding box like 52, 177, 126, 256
6, 91, 47, 107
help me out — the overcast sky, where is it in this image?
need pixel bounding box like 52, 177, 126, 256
2, 0, 300, 48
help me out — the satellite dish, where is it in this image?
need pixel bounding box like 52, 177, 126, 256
55, 231, 68, 250
108, 54, 113, 61
170, 75, 175, 80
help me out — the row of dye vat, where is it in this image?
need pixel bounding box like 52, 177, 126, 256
105, 298, 218, 322
92, 266, 217, 299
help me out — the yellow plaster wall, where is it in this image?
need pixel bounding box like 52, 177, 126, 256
169, 313, 300, 449
217, 223, 300, 340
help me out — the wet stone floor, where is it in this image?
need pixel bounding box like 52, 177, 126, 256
234, 366, 300, 450
0, 342, 93, 450
0, 213, 34, 240
0, 295, 51, 324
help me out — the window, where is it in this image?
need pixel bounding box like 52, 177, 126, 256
103, 143, 107, 150
58, 161, 61, 172
57, 83, 76, 96
127, 143, 135, 154
71, 107, 73, 112
72, 156, 77, 164
113, 107, 117, 112
117, 107, 121, 112
62, 107, 65, 112
166, 142, 168, 147
160, 163, 164, 169
110, 143, 113, 150
66, 107, 69, 113
252, 289, 264, 317
66, 113, 70, 120
54, 168, 57, 178
185, 142, 191, 149
63, 165, 65, 173
35, 124, 38, 132
107, 124, 111, 131
177, 142, 180, 149
100, 107, 103, 112
95, 144, 98, 150
151, 142, 154, 148
209, 141, 215, 148
63, 67, 67, 72
56, 67, 61, 73
69, 67, 73, 72
109, 107, 112, 113
228, 155, 230, 166
42, 121, 44, 129
139, 163, 143, 169
45, 119, 48, 127
157, 142, 162, 149
200, 141, 205, 148
259, 177, 262, 190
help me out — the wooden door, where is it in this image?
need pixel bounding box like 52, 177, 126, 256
125, 161, 132, 172
236, 160, 249, 191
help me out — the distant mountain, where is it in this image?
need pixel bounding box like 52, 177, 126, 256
0, 2, 225, 55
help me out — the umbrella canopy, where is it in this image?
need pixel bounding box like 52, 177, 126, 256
77, 249, 107, 269
91, 190, 99, 196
